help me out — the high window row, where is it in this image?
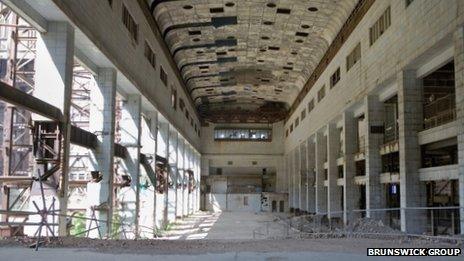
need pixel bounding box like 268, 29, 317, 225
286, 6, 392, 138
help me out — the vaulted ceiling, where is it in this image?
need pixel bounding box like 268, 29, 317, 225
147, 0, 358, 123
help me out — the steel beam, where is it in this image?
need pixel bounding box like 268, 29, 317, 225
0, 81, 64, 122
0, 81, 127, 158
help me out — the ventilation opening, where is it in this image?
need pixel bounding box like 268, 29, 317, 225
308, 7, 318, 12
210, 7, 224, 13
189, 30, 202, 35
276, 8, 291, 14
268, 46, 280, 51
296, 32, 309, 37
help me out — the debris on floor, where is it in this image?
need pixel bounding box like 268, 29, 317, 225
350, 218, 399, 235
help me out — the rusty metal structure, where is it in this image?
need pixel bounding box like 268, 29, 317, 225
0, 5, 133, 238
0, 3, 36, 235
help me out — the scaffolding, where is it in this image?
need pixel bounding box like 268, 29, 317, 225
0, 3, 201, 245
0, 3, 36, 235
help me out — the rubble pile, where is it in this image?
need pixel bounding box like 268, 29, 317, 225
287, 215, 403, 238
350, 218, 400, 235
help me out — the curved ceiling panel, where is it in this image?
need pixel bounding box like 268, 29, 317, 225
146, 0, 358, 123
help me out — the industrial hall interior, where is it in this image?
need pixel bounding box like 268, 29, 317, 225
0, 0, 463, 259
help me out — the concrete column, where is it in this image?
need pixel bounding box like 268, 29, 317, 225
327, 123, 342, 219
398, 69, 427, 233
192, 152, 196, 212
299, 143, 307, 213
365, 95, 386, 220
315, 131, 327, 214
139, 111, 157, 237
175, 138, 182, 218
454, 26, 464, 234
167, 129, 178, 223
184, 145, 189, 215
275, 156, 286, 193
183, 142, 188, 217
193, 152, 197, 212
87, 68, 117, 238
182, 145, 188, 216
294, 148, 301, 212
343, 110, 360, 225
33, 22, 74, 236
286, 154, 294, 211
306, 136, 316, 213
152, 112, 159, 232
190, 147, 195, 214
177, 138, 185, 218
195, 153, 201, 212
119, 94, 142, 238
156, 119, 169, 229
186, 145, 193, 215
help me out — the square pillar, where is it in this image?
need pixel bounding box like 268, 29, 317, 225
365, 95, 387, 220
87, 68, 117, 238
275, 156, 286, 193
454, 26, 464, 234
181, 143, 188, 217
186, 145, 193, 215
176, 138, 185, 218
299, 143, 307, 213
398, 69, 427, 234
156, 120, 169, 229
315, 131, 327, 214
119, 94, 142, 239
287, 153, 294, 211
139, 111, 157, 237
306, 136, 316, 213
294, 148, 301, 212
195, 153, 201, 212
32, 22, 74, 236
167, 129, 178, 223
327, 123, 342, 219
343, 110, 360, 225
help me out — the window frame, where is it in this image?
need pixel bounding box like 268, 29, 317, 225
122, 4, 138, 44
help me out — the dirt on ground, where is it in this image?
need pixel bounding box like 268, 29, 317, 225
0, 213, 462, 255
283, 214, 464, 245
350, 217, 400, 234
0, 235, 462, 255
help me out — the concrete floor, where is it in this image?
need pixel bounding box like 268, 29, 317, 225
164, 211, 284, 240
0, 212, 462, 260
0, 247, 461, 261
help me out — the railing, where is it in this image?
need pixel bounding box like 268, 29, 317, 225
423, 94, 456, 130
